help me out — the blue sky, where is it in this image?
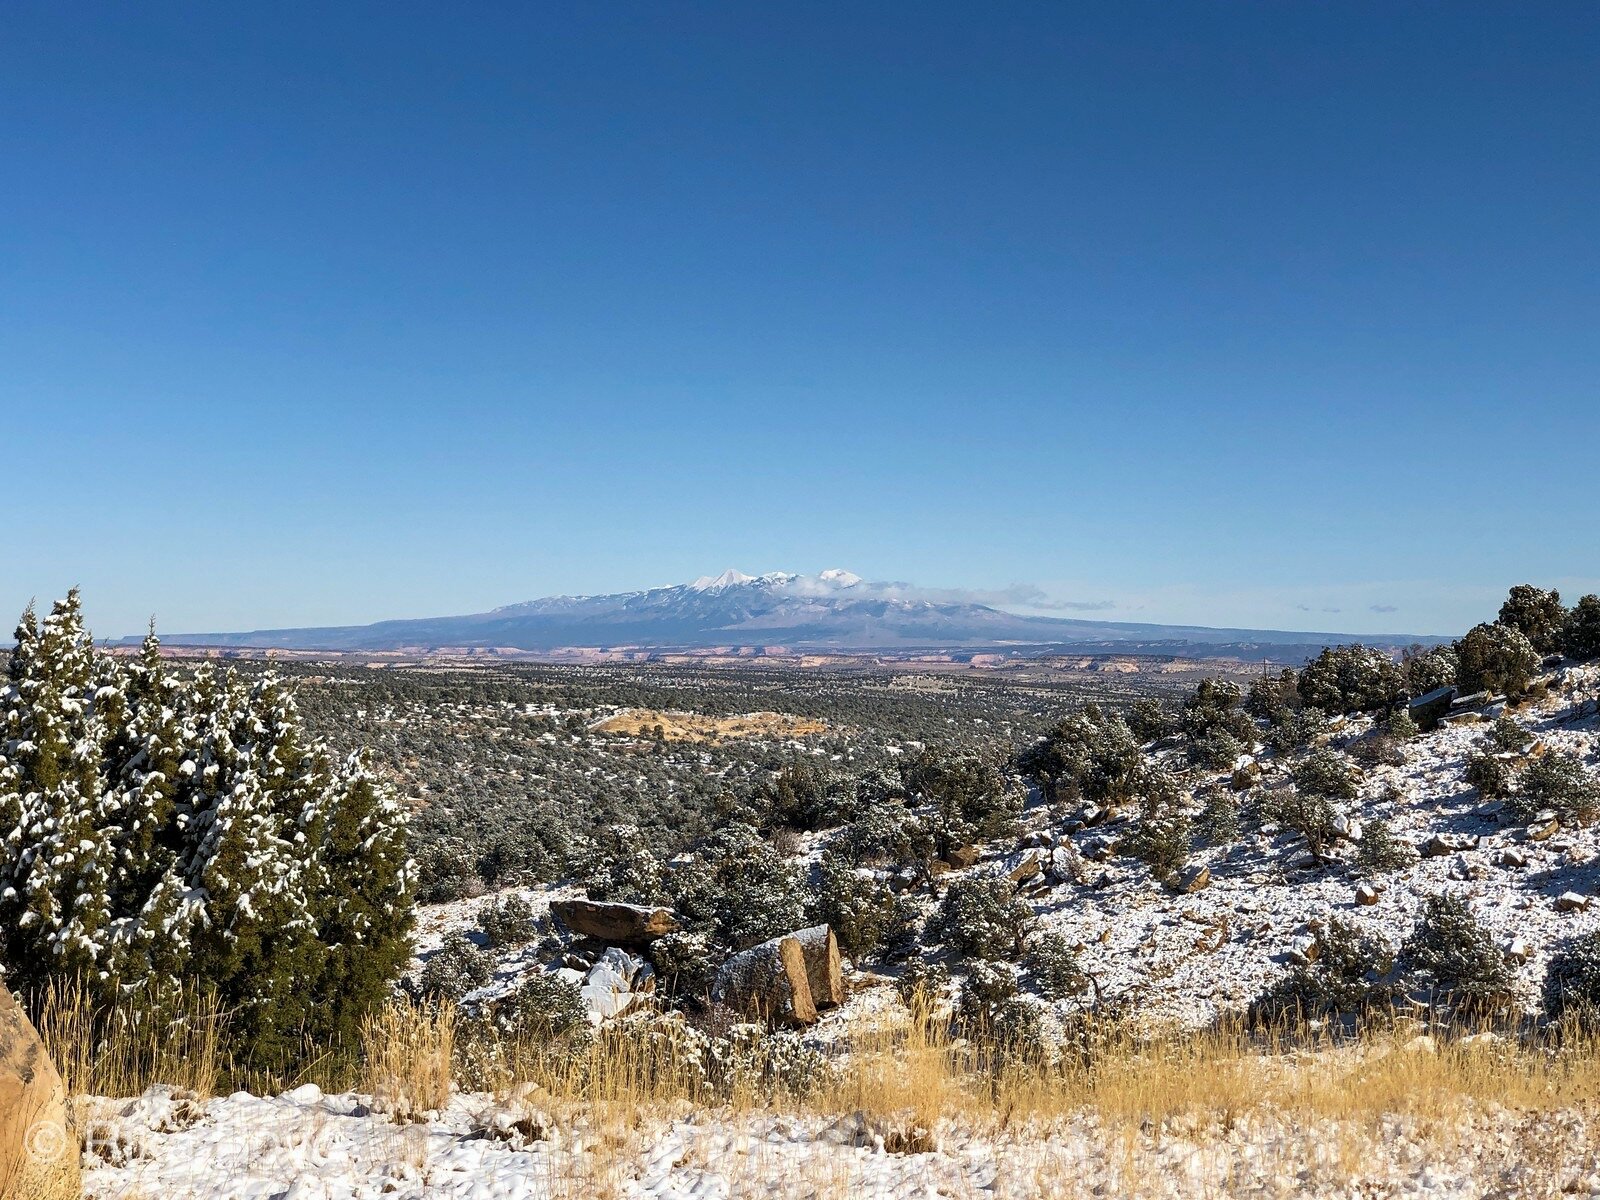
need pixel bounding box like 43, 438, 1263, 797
3, 2, 1596, 639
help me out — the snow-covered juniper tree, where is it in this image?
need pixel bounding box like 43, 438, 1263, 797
0, 592, 412, 1070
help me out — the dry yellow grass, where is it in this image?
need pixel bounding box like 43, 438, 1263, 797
34, 979, 223, 1101
48, 989, 1600, 1197
360, 998, 456, 1120
593, 708, 826, 742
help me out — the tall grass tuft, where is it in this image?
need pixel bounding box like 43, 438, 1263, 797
360, 999, 457, 1121
33, 978, 224, 1100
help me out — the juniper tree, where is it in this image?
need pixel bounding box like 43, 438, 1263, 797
1455, 623, 1540, 697
0, 592, 119, 988
1497, 585, 1566, 655
0, 593, 413, 1072
1297, 645, 1405, 714
1562, 595, 1600, 661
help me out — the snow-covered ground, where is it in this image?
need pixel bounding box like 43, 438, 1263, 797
77, 1080, 1600, 1199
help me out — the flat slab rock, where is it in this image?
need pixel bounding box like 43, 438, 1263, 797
549, 898, 679, 945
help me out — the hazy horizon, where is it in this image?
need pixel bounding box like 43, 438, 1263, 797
95, 563, 1509, 644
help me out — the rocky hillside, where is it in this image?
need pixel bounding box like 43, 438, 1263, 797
408, 658, 1600, 1040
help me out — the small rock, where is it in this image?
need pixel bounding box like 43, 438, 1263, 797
1007, 853, 1043, 884
943, 845, 981, 870
1498, 847, 1529, 869
1507, 939, 1532, 964
1355, 883, 1380, 906
1174, 865, 1211, 894
1556, 892, 1590, 913
1287, 934, 1320, 966
1526, 816, 1560, 843
1449, 854, 1488, 881
1420, 833, 1476, 857
1082, 836, 1115, 862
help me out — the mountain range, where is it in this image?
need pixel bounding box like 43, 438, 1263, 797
141, 569, 1448, 664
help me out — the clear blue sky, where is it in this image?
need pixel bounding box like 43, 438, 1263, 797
3, 2, 1596, 639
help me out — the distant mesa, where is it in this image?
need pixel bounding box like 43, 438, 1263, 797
134, 568, 1449, 664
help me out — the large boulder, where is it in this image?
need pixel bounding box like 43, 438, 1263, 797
1407, 685, 1457, 730
1, 985, 78, 1200
712, 936, 818, 1026
549, 899, 679, 945
791, 925, 845, 1009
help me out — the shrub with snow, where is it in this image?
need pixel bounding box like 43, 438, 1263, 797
1465, 752, 1515, 801
830, 780, 930, 869
419, 931, 493, 1002
765, 761, 855, 833
414, 839, 479, 904
670, 823, 808, 952
1179, 679, 1256, 767
487, 971, 592, 1045
1126, 697, 1173, 742
896, 957, 951, 1010
954, 962, 1045, 1063
1400, 894, 1516, 1014
1195, 788, 1242, 846
1351, 729, 1406, 768
810, 851, 906, 961
479, 893, 539, 949
1250, 918, 1396, 1023
1121, 787, 1192, 884
1265, 707, 1330, 755
1356, 817, 1413, 873
1561, 595, 1600, 661
1387, 705, 1420, 740
1019, 705, 1142, 807
1247, 668, 1301, 724
1263, 751, 1358, 860
1510, 751, 1600, 826
1543, 932, 1600, 1025
932, 877, 1030, 962
1025, 931, 1088, 1001
1403, 644, 1460, 697
1488, 713, 1534, 753
647, 930, 718, 1001
1455, 623, 1541, 697
904, 750, 1022, 856
1297, 644, 1405, 715
576, 823, 667, 905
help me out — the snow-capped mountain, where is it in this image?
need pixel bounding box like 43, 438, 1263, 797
147, 569, 1445, 659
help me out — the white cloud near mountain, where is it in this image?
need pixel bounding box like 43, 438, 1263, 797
741, 571, 1117, 613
